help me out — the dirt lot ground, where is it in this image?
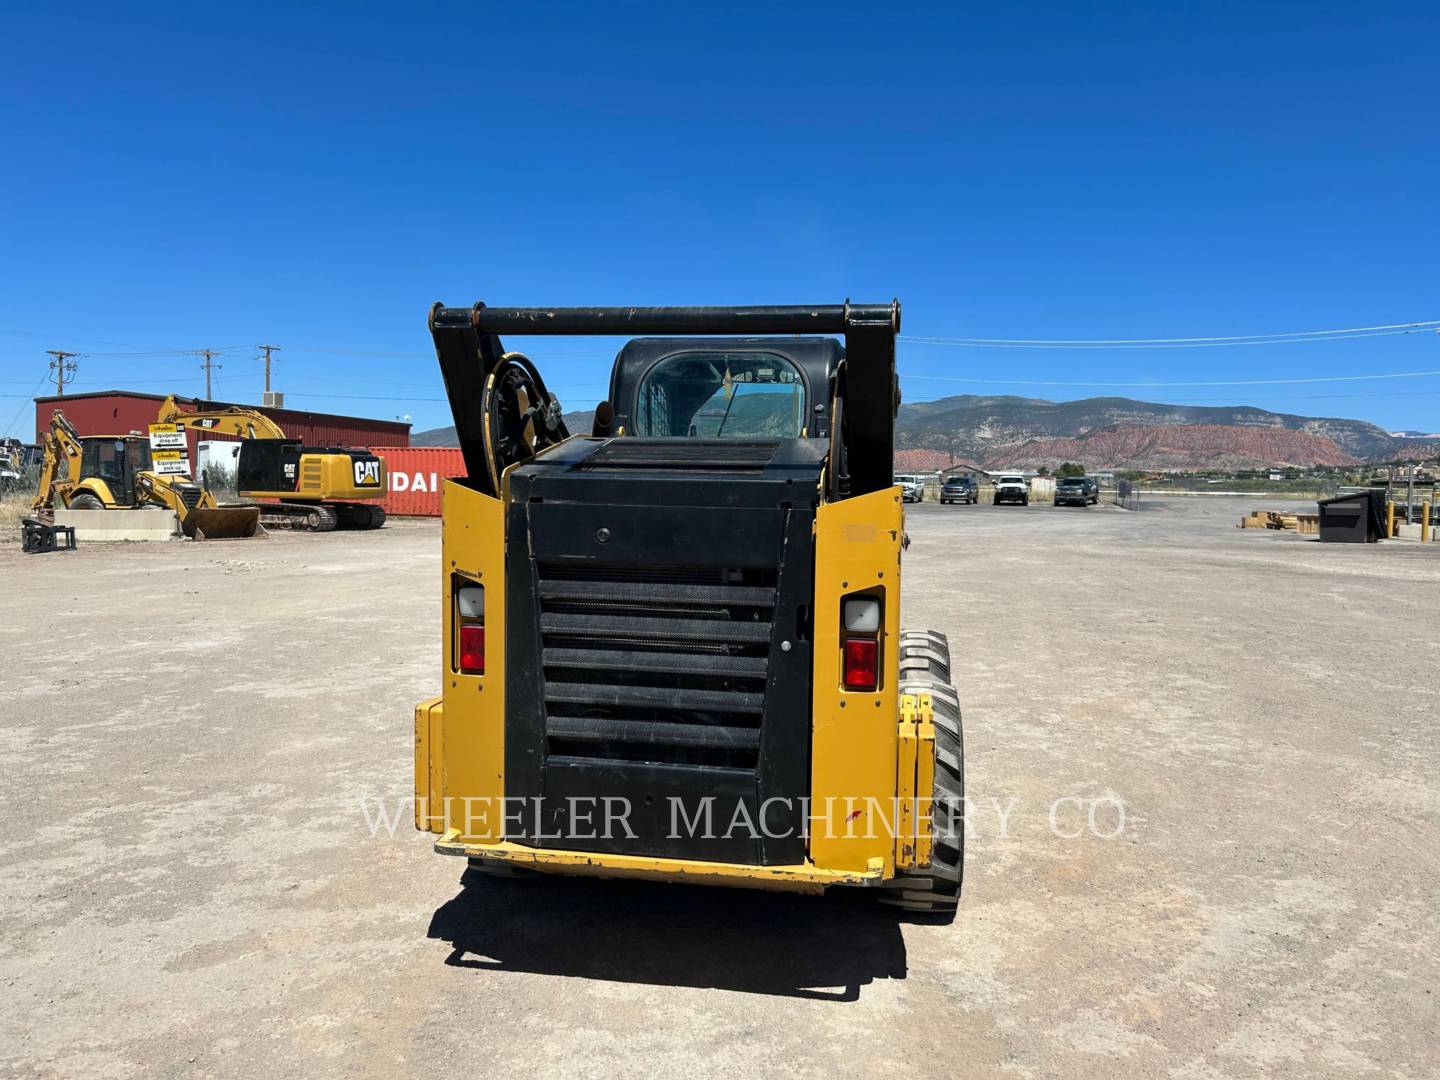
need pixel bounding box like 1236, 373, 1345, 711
2, 497, 1437, 1078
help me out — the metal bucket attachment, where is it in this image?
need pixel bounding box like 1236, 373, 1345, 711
182, 505, 262, 540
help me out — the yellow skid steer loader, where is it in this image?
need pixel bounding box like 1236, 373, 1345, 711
414, 302, 963, 918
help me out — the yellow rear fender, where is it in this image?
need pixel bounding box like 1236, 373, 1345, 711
71, 479, 117, 507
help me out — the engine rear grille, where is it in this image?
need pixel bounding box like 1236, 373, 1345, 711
537, 561, 774, 771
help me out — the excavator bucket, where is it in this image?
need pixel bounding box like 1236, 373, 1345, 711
181, 505, 262, 540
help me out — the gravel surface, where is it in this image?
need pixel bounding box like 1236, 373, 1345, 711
2, 498, 1436, 1078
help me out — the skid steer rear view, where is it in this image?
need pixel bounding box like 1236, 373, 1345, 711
414, 302, 964, 917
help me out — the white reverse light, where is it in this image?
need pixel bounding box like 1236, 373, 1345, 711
843, 596, 881, 633
457, 584, 485, 620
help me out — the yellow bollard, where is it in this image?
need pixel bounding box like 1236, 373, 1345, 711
1423, 500, 1431, 544
1387, 500, 1396, 538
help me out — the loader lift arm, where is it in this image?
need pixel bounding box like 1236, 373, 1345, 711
427, 301, 900, 499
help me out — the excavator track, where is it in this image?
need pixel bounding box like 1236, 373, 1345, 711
254, 503, 385, 531
333, 503, 387, 530
258, 503, 340, 532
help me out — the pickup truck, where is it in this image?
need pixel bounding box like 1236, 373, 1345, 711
993, 475, 1029, 506
1054, 476, 1099, 506
895, 474, 926, 503
940, 476, 978, 504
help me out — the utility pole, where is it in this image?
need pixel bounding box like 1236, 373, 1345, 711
257, 344, 281, 393
46, 350, 78, 396
197, 349, 221, 399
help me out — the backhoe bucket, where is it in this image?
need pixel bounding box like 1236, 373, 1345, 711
181, 505, 262, 540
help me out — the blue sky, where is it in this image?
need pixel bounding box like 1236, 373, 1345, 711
3, 2, 1438, 438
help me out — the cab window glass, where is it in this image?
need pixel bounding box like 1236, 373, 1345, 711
634, 352, 806, 438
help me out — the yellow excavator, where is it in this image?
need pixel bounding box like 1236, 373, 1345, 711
156, 396, 387, 531
31, 411, 260, 539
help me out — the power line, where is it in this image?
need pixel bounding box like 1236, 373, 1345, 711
3, 372, 51, 437
275, 344, 617, 360
898, 369, 1440, 388
901, 327, 1439, 350
900, 318, 1440, 347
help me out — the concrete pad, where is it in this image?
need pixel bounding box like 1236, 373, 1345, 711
1391, 523, 1432, 541
53, 507, 180, 541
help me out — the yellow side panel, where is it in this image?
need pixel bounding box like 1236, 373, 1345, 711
414, 696, 444, 833
914, 691, 936, 868
810, 486, 904, 874
895, 694, 918, 868
436, 479, 507, 842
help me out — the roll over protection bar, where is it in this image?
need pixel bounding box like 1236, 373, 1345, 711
428, 301, 900, 498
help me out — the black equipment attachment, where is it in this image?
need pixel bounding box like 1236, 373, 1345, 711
428, 301, 900, 498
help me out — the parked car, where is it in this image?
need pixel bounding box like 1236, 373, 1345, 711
940, 476, 979, 504
895, 473, 925, 503
993, 474, 1029, 505
1054, 475, 1099, 506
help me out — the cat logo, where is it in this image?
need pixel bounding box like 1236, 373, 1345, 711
354, 459, 381, 487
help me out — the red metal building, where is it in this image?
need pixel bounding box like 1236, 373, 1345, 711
34, 390, 410, 463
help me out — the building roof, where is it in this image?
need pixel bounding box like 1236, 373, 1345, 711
33, 389, 410, 434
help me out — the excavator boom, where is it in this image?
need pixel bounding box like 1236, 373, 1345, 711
156, 395, 288, 439
31, 411, 84, 511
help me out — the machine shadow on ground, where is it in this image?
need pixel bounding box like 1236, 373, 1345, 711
428, 867, 911, 1001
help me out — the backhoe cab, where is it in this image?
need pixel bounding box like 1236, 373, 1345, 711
415, 303, 964, 918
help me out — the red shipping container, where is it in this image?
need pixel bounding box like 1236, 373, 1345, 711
370, 446, 466, 517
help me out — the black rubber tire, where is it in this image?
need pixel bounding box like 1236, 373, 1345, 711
69, 493, 104, 510
367, 506, 386, 529
879, 630, 964, 920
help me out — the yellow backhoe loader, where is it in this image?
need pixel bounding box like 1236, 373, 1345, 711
414, 301, 964, 919
156, 396, 387, 531
32, 411, 260, 539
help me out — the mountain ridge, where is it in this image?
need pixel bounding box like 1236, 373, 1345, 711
411, 395, 1440, 468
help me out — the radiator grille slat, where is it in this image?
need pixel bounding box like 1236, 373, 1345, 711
543, 648, 768, 679
546, 682, 764, 714
548, 715, 762, 751
541, 612, 771, 644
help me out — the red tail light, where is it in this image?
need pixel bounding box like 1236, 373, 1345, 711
458, 624, 486, 674
843, 637, 878, 691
